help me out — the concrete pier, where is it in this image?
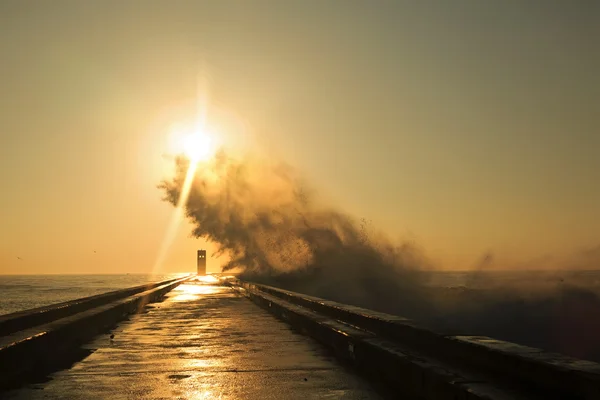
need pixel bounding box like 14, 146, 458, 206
3, 279, 383, 399
3, 276, 599, 399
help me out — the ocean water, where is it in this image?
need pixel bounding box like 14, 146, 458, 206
422, 269, 600, 291
0, 273, 187, 316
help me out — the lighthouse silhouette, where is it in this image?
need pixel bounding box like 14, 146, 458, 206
197, 250, 206, 275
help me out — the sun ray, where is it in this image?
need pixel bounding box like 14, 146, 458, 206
151, 72, 210, 276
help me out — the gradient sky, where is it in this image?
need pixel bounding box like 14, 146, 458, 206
1, 1, 598, 274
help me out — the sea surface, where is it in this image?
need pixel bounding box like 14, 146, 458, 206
1, 270, 599, 316
0, 273, 187, 316
422, 269, 600, 291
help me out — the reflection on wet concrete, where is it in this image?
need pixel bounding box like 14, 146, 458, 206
170, 283, 224, 302
4, 279, 383, 399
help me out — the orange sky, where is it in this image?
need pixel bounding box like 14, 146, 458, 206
0, 2, 598, 274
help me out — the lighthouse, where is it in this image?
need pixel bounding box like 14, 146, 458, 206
197, 250, 207, 275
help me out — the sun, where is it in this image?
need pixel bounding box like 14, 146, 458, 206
181, 131, 214, 162
169, 124, 218, 162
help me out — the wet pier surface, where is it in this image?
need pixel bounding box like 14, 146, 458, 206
4, 280, 384, 399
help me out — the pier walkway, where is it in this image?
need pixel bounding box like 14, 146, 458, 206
3, 276, 600, 399
4, 279, 383, 399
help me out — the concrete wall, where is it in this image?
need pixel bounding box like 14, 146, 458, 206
0, 276, 189, 392
0, 277, 183, 337
239, 281, 600, 400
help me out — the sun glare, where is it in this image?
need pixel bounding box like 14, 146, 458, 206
170, 126, 217, 163
152, 71, 217, 277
